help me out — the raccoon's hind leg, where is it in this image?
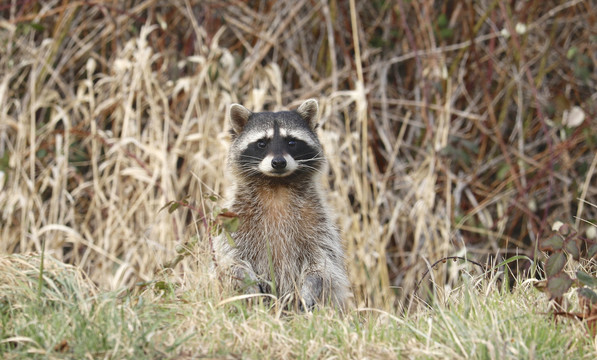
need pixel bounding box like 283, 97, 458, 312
299, 273, 323, 311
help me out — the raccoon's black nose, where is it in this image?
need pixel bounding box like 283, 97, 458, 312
271, 157, 287, 169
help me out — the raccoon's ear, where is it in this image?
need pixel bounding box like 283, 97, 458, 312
229, 104, 252, 135
296, 99, 319, 131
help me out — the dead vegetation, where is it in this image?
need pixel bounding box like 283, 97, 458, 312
0, 0, 596, 309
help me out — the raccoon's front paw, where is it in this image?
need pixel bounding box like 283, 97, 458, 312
233, 266, 261, 294
242, 280, 261, 294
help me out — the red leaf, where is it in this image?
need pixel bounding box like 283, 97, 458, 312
540, 235, 564, 252
547, 273, 573, 299
564, 239, 580, 261
545, 252, 566, 277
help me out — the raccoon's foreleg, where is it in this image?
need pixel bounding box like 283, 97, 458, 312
299, 273, 323, 310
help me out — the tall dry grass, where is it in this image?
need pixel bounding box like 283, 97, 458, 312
0, 0, 595, 309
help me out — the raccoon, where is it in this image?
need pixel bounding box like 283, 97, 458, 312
213, 99, 350, 310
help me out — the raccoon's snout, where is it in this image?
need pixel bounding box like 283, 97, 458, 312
258, 154, 297, 177
271, 157, 287, 169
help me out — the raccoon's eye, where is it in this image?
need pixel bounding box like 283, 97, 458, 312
287, 139, 297, 147
257, 140, 267, 149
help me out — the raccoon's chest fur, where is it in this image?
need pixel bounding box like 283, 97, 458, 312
230, 183, 328, 293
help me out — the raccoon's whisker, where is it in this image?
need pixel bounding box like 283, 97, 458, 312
238, 164, 260, 172
296, 157, 325, 163
296, 160, 323, 167
297, 164, 325, 175
296, 160, 326, 168
240, 167, 261, 176
239, 166, 260, 173
297, 152, 325, 161
239, 155, 264, 161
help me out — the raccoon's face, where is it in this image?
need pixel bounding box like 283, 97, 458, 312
228, 99, 325, 180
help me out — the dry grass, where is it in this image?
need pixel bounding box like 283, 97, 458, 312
2, 253, 595, 358
1, 0, 596, 314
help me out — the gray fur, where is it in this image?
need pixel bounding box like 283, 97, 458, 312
214, 99, 351, 310
300, 273, 323, 310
